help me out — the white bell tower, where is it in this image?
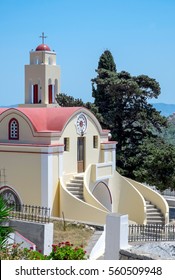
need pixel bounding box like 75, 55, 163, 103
20, 33, 60, 108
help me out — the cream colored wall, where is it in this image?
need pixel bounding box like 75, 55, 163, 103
60, 177, 108, 224
108, 170, 146, 224
51, 153, 60, 216
60, 113, 102, 174
0, 146, 42, 206
84, 164, 110, 211
125, 177, 169, 224
25, 64, 60, 104
60, 121, 77, 174
30, 51, 57, 65
0, 111, 59, 145
0, 144, 61, 214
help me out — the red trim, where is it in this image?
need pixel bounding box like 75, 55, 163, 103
0, 143, 64, 147
8, 118, 19, 140
33, 84, 38, 104
15, 231, 36, 249
0, 150, 62, 155
48, 85, 52, 104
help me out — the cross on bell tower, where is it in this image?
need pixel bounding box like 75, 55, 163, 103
21, 33, 61, 108
39, 32, 47, 44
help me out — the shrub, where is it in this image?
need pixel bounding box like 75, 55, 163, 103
0, 241, 87, 260
0, 196, 14, 249
48, 241, 87, 260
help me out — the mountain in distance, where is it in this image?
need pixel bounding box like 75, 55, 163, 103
0, 103, 175, 117
151, 103, 175, 117
0, 104, 18, 108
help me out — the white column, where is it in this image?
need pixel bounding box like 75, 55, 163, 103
104, 213, 128, 260
112, 147, 116, 171
41, 147, 53, 211
58, 145, 64, 178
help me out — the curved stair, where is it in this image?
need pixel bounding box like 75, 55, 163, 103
146, 200, 165, 224
66, 174, 84, 201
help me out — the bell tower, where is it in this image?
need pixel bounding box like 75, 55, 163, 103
20, 33, 60, 108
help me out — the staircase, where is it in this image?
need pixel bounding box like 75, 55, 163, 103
66, 174, 84, 201
146, 200, 165, 224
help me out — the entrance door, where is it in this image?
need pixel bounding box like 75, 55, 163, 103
77, 137, 85, 173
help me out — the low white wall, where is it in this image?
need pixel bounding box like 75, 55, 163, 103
104, 213, 129, 260
9, 220, 53, 255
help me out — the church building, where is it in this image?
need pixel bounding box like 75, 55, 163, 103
0, 34, 169, 225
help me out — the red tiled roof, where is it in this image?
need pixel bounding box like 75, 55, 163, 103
0, 107, 82, 132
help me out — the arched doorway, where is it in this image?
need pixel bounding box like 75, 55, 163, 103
92, 181, 112, 211
0, 186, 22, 205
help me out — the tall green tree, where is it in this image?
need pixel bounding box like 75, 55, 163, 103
92, 50, 168, 183
56, 93, 103, 123
133, 137, 175, 191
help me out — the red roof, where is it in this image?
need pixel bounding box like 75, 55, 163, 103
2, 107, 82, 133
0, 108, 8, 114
35, 44, 51, 51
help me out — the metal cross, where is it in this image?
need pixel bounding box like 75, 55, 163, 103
40, 32, 47, 44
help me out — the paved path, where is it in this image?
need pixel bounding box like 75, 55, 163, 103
85, 230, 103, 257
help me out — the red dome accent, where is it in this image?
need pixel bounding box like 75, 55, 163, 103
35, 44, 51, 51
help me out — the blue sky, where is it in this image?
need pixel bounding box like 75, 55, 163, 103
0, 0, 175, 106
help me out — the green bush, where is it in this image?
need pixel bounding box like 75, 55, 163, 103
0, 196, 14, 249
48, 241, 87, 260
0, 241, 87, 260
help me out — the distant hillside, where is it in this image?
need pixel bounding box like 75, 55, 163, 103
151, 103, 175, 117
0, 104, 18, 108
0, 103, 175, 117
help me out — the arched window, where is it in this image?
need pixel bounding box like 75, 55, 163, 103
9, 118, 19, 140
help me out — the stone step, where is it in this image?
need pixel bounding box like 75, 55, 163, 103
70, 179, 83, 184
67, 187, 83, 193
147, 211, 162, 216
73, 175, 84, 180
147, 216, 164, 221
66, 174, 84, 201
67, 190, 83, 195
146, 208, 161, 212
146, 204, 158, 209
145, 200, 164, 225
67, 182, 83, 187
66, 185, 82, 190
147, 221, 164, 225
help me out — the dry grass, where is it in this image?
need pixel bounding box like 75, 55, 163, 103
52, 219, 95, 247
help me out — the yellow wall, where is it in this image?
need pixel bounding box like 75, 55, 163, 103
0, 107, 112, 220
0, 111, 58, 145
0, 146, 42, 206
60, 113, 104, 174
125, 177, 169, 224
60, 177, 108, 224
51, 153, 60, 216
108, 171, 146, 224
